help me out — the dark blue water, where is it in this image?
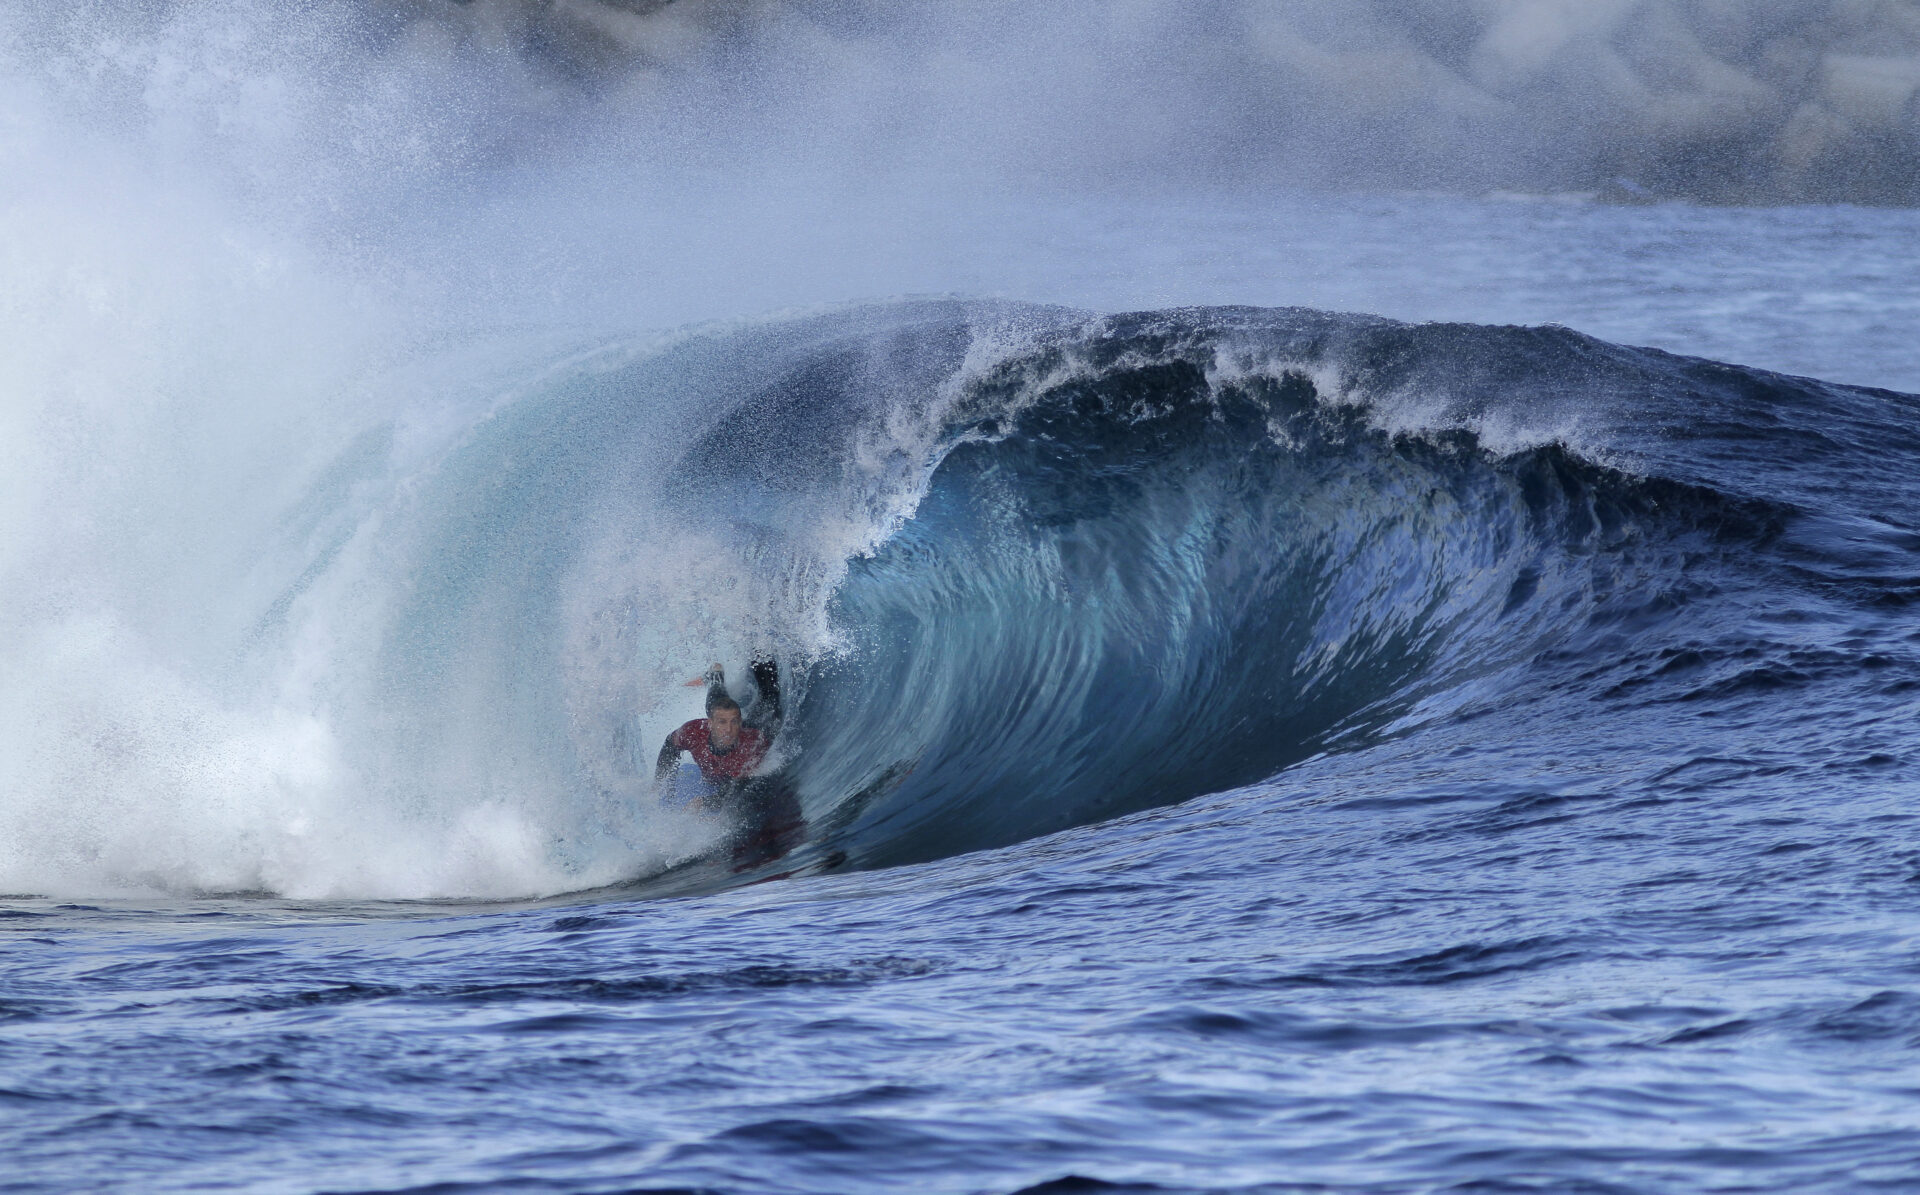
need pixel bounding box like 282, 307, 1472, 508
6, 300, 1920, 1193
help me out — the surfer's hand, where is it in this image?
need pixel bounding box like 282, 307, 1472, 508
685, 662, 724, 687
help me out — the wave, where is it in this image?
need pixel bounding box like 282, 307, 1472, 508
9, 299, 1916, 898
312, 302, 1817, 886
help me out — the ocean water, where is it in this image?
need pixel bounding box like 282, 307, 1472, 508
6, 6, 1920, 1194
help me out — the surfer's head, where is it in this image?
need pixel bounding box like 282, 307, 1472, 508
706, 693, 743, 750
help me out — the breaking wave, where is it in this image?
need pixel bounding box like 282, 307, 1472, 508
54, 298, 1914, 896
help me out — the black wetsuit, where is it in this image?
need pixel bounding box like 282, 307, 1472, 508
746, 657, 782, 726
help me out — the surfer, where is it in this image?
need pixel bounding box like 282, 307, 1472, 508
654, 685, 767, 786
655, 659, 804, 868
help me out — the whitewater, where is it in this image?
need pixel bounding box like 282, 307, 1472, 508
4, 3, 1920, 1192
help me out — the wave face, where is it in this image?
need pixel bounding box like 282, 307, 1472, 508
776, 313, 1754, 866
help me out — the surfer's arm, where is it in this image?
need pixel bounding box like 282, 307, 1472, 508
681, 660, 779, 724
684, 662, 728, 705
654, 734, 684, 782
749, 657, 781, 722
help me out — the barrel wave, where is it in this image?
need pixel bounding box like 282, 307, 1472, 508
164, 296, 1914, 900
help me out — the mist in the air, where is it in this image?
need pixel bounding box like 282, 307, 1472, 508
381, 0, 1920, 205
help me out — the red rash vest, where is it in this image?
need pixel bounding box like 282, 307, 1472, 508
669, 719, 768, 782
